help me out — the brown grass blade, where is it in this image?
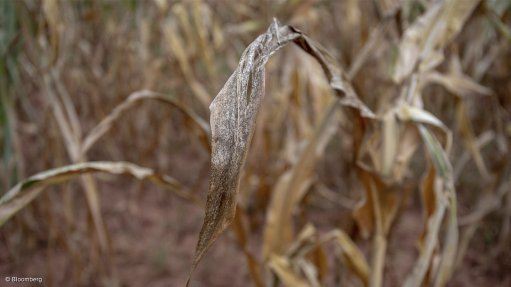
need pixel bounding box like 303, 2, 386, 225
0, 161, 202, 226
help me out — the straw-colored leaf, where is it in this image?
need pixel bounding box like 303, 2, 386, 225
0, 161, 202, 226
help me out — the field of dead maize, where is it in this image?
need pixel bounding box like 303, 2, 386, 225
1, 0, 511, 286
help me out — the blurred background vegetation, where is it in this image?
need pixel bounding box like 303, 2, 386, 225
0, 0, 510, 286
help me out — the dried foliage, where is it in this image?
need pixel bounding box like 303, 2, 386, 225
1, 0, 511, 286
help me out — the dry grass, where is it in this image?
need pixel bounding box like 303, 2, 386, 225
1, 0, 511, 286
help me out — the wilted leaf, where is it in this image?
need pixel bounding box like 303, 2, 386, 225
0, 161, 202, 226
188, 19, 375, 284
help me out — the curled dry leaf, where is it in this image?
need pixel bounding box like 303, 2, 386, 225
0, 161, 202, 226
188, 22, 301, 282
188, 19, 375, 284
